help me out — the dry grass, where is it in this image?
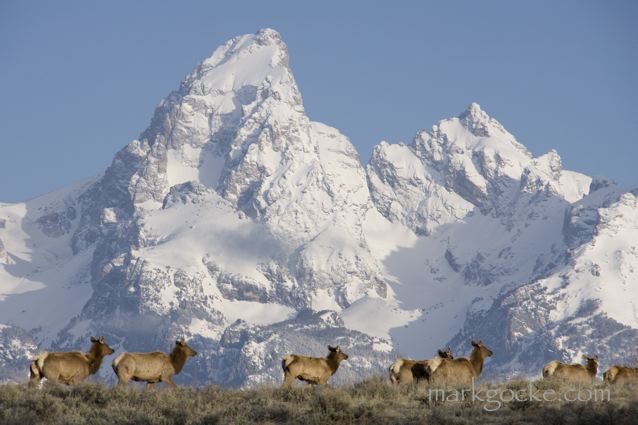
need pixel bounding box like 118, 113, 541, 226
0, 377, 635, 425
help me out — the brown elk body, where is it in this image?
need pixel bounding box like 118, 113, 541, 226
603, 366, 638, 386
543, 355, 598, 384
282, 345, 348, 386
29, 336, 114, 386
389, 347, 453, 384
112, 339, 198, 389
430, 340, 493, 387
542, 360, 560, 378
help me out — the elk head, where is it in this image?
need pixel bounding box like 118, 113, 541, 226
328, 345, 349, 362
176, 339, 198, 357
471, 340, 493, 358
90, 336, 115, 356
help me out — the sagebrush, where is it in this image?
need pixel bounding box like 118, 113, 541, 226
0, 377, 636, 425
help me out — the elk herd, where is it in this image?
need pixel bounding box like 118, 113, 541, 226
24, 336, 638, 389
29, 337, 198, 389
389, 340, 494, 386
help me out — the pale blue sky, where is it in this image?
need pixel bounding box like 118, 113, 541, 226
1, 1, 636, 202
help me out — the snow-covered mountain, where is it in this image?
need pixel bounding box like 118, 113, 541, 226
1, 29, 636, 385
366, 105, 637, 376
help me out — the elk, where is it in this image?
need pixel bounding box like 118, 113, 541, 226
29, 336, 114, 386
282, 345, 349, 386
430, 340, 493, 387
542, 355, 598, 383
542, 360, 560, 378
389, 347, 453, 384
603, 365, 638, 386
112, 339, 198, 389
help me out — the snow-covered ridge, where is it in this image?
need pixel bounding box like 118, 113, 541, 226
0, 29, 636, 385
368, 102, 591, 236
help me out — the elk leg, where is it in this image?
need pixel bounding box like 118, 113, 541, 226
29, 361, 42, 387
116, 375, 129, 387
282, 371, 296, 387
28, 370, 41, 388
162, 376, 177, 388
146, 382, 154, 391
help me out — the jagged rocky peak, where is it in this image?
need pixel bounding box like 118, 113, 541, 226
367, 103, 592, 236
414, 102, 532, 180
131, 28, 305, 201
178, 27, 301, 112
67, 28, 380, 330
122, 27, 371, 238
93, 29, 313, 223
458, 102, 498, 137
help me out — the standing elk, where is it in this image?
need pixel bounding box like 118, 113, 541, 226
542, 355, 598, 383
603, 365, 638, 386
282, 345, 348, 386
389, 347, 453, 384
112, 339, 198, 389
430, 340, 493, 387
29, 336, 114, 386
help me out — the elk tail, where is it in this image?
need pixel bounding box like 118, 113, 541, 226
389, 359, 404, 383
282, 355, 295, 371
29, 360, 41, 381
543, 361, 559, 378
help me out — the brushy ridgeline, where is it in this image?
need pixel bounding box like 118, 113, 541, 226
0, 378, 636, 425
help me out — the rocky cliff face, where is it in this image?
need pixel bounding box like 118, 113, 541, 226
0, 29, 636, 386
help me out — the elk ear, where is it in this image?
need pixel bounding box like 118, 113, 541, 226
594, 355, 599, 361
328, 345, 336, 352
98, 336, 105, 344
471, 340, 479, 347
90, 336, 98, 343
176, 339, 185, 346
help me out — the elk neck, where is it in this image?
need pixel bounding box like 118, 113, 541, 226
170, 347, 189, 374
85, 346, 106, 375
326, 352, 342, 373
469, 347, 486, 376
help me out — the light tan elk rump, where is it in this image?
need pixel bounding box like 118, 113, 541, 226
389, 347, 454, 384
